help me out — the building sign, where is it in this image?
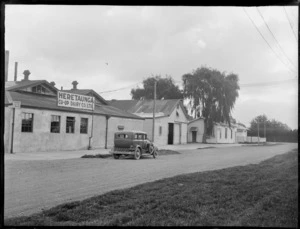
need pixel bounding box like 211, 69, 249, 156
57, 91, 95, 110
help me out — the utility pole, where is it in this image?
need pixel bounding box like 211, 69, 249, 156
257, 121, 260, 143
264, 119, 266, 140
152, 80, 157, 142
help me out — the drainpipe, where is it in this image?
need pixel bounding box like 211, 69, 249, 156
10, 107, 16, 154
88, 104, 95, 150
105, 115, 110, 149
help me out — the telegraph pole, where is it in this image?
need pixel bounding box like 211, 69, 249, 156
264, 120, 266, 140
257, 121, 260, 143
152, 80, 157, 142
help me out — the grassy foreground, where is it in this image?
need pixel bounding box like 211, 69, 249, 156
6, 149, 298, 227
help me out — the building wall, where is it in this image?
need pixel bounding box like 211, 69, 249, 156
236, 129, 247, 143
4, 106, 143, 153
4, 107, 12, 153
10, 107, 98, 153
206, 125, 236, 144
187, 119, 205, 143
106, 117, 144, 148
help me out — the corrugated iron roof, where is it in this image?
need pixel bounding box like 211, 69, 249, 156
6, 80, 57, 92
5, 91, 143, 120
109, 99, 184, 117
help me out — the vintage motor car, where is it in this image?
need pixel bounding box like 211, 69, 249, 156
110, 131, 158, 160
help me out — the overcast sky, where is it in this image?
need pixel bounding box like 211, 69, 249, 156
5, 5, 298, 129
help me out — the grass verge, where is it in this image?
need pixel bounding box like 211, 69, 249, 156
6, 148, 298, 227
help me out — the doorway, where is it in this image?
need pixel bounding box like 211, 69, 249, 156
192, 131, 197, 142
168, 123, 174, 145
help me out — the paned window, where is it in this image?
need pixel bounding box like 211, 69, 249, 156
135, 134, 145, 140
66, 117, 75, 133
32, 85, 50, 94
159, 126, 162, 135
225, 128, 227, 139
50, 115, 60, 133
231, 129, 233, 139
22, 113, 33, 132
80, 118, 88, 134
117, 134, 128, 139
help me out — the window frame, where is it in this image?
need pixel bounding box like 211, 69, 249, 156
50, 115, 61, 133
21, 112, 34, 132
225, 128, 227, 139
159, 126, 162, 135
80, 118, 88, 134
66, 116, 75, 134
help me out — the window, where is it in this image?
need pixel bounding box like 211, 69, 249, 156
32, 85, 51, 94
135, 134, 144, 140
50, 115, 60, 133
80, 118, 88, 134
219, 129, 222, 139
176, 111, 179, 117
22, 113, 33, 132
225, 128, 227, 139
66, 117, 75, 133
231, 129, 233, 139
159, 126, 162, 135
117, 134, 128, 139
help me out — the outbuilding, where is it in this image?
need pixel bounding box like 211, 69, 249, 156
206, 122, 237, 144
187, 117, 205, 143
4, 72, 144, 154
109, 99, 190, 147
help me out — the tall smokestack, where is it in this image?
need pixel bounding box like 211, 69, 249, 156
14, 62, 18, 81
5, 50, 9, 82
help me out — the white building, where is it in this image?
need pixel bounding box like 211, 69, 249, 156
235, 123, 248, 143
109, 99, 190, 147
206, 122, 237, 144
187, 117, 205, 143
4, 72, 144, 154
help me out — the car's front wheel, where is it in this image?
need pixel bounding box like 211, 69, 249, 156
113, 154, 120, 159
134, 147, 141, 160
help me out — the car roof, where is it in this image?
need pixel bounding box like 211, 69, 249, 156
115, 130, 147, 135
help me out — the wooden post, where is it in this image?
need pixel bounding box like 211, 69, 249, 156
152, 80, 156, 142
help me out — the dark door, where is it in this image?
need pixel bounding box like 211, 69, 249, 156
168, 123, 174, 145
192, 131, 197, 143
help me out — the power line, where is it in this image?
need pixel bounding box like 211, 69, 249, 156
242, 7, 296, 76
256, 8, 297, 71
98, 81, 142, 94
283, 6, 298, 42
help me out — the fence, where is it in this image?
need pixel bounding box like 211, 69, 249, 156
245, 136, 266, 143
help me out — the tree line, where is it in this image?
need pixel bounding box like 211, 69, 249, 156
247, 115, 298, 143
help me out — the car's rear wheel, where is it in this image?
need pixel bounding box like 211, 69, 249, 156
134, 147, 141, 160
113, 154, 120, 159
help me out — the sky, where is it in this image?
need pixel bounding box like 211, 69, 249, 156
5, 5, 298, 129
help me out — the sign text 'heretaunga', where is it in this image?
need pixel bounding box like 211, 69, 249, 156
57, 91, 95, 110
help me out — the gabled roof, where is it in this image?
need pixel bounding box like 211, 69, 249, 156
109, 99, 189, 119
62, 89, 108, 105
6, 80, 58, 93
188, 117, 205, 124
5, 91, 143, 120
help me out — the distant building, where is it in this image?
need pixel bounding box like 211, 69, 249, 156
109, 99, 190, 146
187, 117, 205, 143
206, 122, 237, 144
235, 122, 248, 143
4, 71, 144, 154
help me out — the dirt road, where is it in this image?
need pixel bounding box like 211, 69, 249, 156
4, 143, 297, 219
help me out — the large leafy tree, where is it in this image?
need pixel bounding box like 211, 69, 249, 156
131, 75, 183, 100
182, 66, 240, 142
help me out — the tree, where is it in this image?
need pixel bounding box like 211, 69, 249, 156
248, 115, 297, 142
182, 66, 240, 142
131, 75, 183, 100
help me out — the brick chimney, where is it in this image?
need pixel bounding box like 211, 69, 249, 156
23, 70, 31, 81
50, 81, 56, 87
72, 81, 78, 90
